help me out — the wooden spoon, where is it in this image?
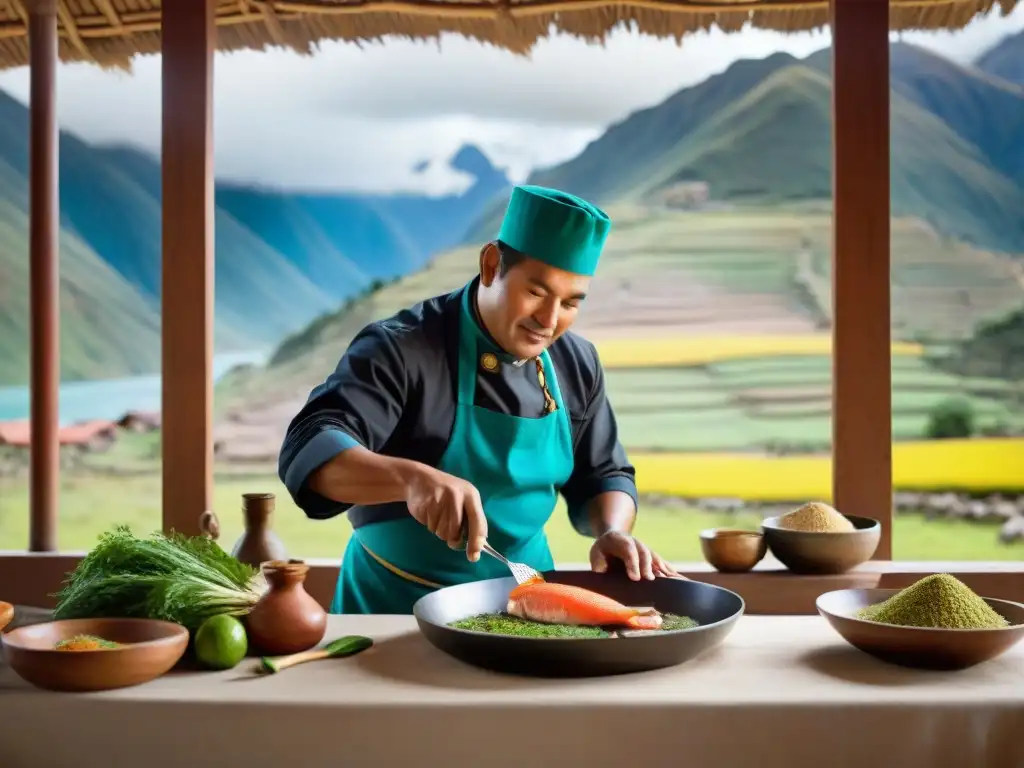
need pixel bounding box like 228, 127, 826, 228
260, 635, 373, 674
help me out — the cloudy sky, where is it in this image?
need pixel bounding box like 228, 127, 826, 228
0, 10, 1021, 195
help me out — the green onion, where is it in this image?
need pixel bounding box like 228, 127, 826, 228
53, 525, 267, 632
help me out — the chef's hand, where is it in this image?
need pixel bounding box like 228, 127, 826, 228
404, 466, 488, 562
589, 531, 682, 581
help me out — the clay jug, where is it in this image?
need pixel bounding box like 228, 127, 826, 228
231, 493, 287, 568
245, 560, 327, 655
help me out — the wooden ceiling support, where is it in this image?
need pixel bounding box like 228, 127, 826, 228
830, 0, 893, 559
160, 0, 216, 537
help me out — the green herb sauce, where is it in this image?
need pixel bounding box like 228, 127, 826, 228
449, 612, 698, 638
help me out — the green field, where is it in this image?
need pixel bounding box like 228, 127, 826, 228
603, 354, 1024, 452
1, 466, 1022, 562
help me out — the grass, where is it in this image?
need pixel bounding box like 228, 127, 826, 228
602, 353, 1024, 453
2, 468, 1022, 563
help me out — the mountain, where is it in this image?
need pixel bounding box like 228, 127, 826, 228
0, 157, 162, 386
471, 43, 1024, 255
213, 144, 509, 303
809, 43, 1024, 190
975, 30, 1024, 86
0, 85, 509, 387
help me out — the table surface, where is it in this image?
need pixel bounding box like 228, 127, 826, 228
3, 614, 1023, 705
3, 615, 1024, 768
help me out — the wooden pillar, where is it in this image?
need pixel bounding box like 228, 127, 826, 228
28, 0, 59, 553
830, 0, 893, 559
161, 0, 215, 537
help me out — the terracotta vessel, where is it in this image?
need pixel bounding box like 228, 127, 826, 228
245, 560, 327, 655
2, 617, 188, 692
231, 493, 288, 568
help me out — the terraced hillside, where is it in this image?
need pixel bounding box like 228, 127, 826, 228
217, 206, 1024, 464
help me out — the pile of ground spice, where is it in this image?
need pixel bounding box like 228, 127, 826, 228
449, 612, 698, 638
54, 634, 122, 651
778, 502, 855, 533
856, 574, 1010, 629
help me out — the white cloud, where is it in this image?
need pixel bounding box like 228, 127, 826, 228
0, 9, 1020, 194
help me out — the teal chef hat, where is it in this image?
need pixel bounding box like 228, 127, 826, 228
496, 185, 611, 277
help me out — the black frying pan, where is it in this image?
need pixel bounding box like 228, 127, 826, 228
413, 567, 744, 677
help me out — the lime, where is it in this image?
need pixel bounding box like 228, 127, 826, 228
194, 614, 248, 670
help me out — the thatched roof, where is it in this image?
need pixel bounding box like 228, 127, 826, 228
0, 0, 1018, 70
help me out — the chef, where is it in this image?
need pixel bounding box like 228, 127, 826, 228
278, 184, 679, 614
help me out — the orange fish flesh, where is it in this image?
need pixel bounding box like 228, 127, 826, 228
506, 581, 664, 630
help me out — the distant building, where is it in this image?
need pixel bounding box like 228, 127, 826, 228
0, 419, 118, 453
117, 410, 161, 433
654, 181, 711, 209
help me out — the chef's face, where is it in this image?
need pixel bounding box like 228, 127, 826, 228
478, 242, 590, 359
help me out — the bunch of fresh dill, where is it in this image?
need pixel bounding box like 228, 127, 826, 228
53, 525, 267, 633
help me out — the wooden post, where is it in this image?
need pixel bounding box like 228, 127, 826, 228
161, 0, 215, 537
28, 0, 59, 553
830, 0, 893, 559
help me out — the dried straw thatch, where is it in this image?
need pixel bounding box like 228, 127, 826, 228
0, 0, 1018, 70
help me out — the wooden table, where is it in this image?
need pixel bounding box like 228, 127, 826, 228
2, 615, 1023, 767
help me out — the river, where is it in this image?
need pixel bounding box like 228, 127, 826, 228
0, 350, 268, 425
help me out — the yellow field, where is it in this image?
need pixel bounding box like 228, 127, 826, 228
595, 334, 923, 367
632, 438, 1024, 501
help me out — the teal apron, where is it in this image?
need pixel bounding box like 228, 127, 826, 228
330, 287, 575, 614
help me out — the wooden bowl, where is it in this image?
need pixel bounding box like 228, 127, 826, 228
700, 528, 767, 573
761, 514, 880, 574
817, 588, 1024, 670
1, 617, 189, 692
0, 602, 13, 633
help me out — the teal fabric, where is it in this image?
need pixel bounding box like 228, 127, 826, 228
497, 185, 611, 277
331, 284, 575, 614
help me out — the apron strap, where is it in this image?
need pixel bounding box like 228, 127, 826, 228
359, 539, 444, 590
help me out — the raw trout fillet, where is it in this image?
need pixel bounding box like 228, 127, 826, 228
506, 581, 663, 630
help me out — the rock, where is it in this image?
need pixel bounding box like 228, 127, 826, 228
998, 516, 1024, 545
966, 500, 991, 520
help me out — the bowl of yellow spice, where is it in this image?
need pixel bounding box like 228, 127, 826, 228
761, 501, 880, 574
817, 574, 1024, 670
2, 617, 189, 692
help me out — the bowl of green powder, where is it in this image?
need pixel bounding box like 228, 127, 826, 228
816, 574, 1024, 670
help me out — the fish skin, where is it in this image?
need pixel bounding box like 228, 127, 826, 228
506, 581, 664, 630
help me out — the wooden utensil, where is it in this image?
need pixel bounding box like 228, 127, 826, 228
260, 635, 373, 674
699, 528, 767, 573
2, 617, 189, 692
761, 514, 880, 574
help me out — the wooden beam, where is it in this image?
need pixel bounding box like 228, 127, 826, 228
830, 0, 892, 558
5, 553, 1024, 615
161, 0, 215, 538
27, 0, 59, 553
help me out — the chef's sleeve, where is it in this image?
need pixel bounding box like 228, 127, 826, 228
278, 323, 408, 520
560, 347, 639, 536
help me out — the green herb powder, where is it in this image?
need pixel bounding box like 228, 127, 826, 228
449, 612, 698, 638
856, 574, 1010, 630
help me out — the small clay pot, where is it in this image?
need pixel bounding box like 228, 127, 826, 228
244, 560, 327, 655
231, 493, 288, 568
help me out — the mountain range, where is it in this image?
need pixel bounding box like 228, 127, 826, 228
0, 92, 509, 386
472, 34, 1024, 256
3, 30, 1023, 389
